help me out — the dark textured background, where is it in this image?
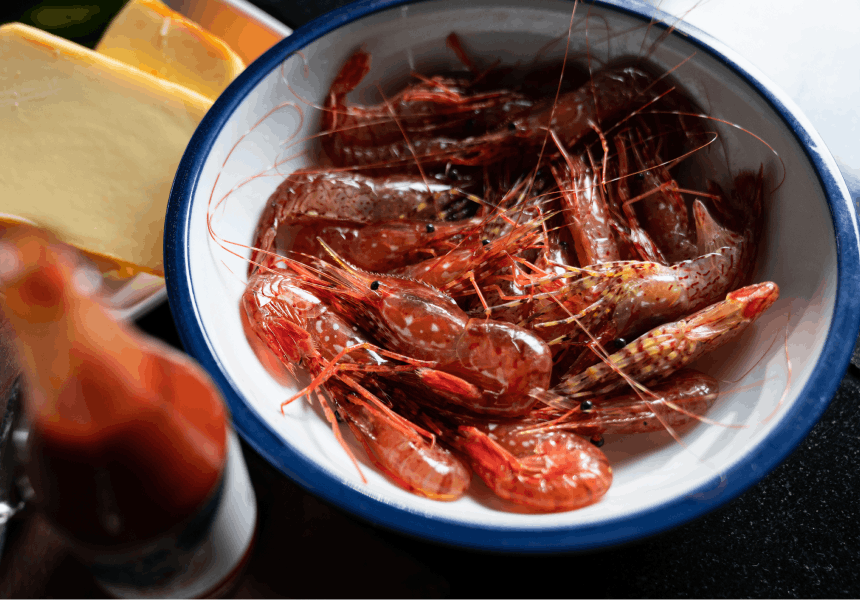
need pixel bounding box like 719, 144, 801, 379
3, 0, 860, 596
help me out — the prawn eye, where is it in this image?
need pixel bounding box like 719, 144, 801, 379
580, 400, 593, 412
612, 338, 627, 350
481, 239, 490, 246
507, 121, 517, 131
426, 223, 435, 233
635, 171, 646, 181
370, 281, 380, 291
590, 434, 605, 448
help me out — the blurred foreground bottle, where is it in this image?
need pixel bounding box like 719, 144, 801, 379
0, 226, 256, 598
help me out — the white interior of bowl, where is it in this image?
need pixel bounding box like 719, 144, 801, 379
186, 0, 835, 530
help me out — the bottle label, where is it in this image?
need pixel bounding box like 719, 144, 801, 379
92, 430, 257, 598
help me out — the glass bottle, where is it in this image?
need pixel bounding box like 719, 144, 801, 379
0, 226, 256, 598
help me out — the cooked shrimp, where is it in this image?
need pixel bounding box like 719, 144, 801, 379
243, 266, 474, 497
536, 370, 719, 435
456, 423, 612, 512
554, 282, 779, 399
320, 47, 534, 170
339, 398, 471, 501
249, 170, 477, 274
279, 246, 554, 417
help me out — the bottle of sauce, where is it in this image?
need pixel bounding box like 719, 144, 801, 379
0, 226, 256, 598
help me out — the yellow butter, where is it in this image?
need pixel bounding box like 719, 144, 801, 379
0, 23, 213, 276
96, 0, 245, 100
176, 0, 285, 65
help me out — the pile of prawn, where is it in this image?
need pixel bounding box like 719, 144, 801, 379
237, 34, 780, 513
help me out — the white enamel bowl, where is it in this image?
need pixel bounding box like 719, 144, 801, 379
165, 0, 860, 551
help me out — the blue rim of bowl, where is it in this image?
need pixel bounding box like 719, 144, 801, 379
165, 0, 860, 552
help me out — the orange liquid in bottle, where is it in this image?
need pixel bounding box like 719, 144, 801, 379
1, 226, 254, 597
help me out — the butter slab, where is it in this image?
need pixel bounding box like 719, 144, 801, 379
0, 23, 213, 275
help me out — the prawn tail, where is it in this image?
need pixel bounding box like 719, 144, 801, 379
321, 48, 372, 135
455, 426, 518, 477
456, 424, 613, 512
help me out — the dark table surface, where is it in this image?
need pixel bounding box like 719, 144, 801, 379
3, 0, 860, 597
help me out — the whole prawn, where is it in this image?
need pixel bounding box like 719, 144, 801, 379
249, 170, 478, 274
551, 151, 622, 267
554, 281, 779, 399
456, 423, 612, 512
620, 127, 699, 263
535, 369, 720, 435
320, 47, 534, 170
336, 387, 472, 501
275, 246, 555, 417
281, 216, 487, 274
243, 266, 473, 500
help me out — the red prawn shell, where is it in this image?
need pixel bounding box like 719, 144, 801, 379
459, 424, 612, 512
309, 267, 553, 417
341, 401, 471, 501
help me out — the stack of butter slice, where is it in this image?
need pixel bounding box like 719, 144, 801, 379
0, 2, 246, 278
96, 0, 246, 100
